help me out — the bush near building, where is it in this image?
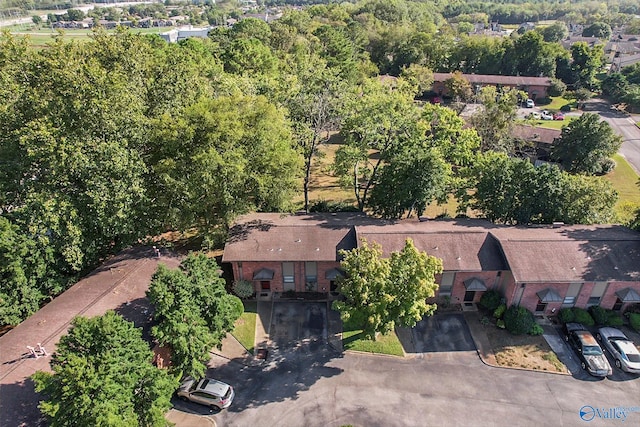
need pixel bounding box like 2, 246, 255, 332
504, 306, 536, 335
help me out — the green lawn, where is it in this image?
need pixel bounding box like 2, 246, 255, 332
536, 95, 575, 112
605, 154, 640, 222
232, 300, 257, 354
342, 320, 404, 356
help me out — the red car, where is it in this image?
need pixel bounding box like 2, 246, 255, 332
553, 112, 565, 120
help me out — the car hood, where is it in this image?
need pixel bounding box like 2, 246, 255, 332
585, 355, 610, 373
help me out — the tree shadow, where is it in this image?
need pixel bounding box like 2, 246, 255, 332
113, 297, 156, 343
210, 343, 344, 414
0, 378, 46, 427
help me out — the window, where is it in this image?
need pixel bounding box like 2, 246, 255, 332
562, 296, 576, 307
304, 261, 318, 291
282, 262, 294, 283
439, 272, 455, 296
261, 281, 270, 290
588, 282, 607, 307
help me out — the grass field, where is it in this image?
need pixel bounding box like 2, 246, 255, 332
232, 300, 257, 354
342, 320, 404, 356
605, 154, 640, 222
7, 25, 173, 46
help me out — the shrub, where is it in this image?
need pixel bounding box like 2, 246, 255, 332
504, 306, 535, 335
479, 290, 502, 311
496, 319, 505, 329
493, 303, 506, 319
548, 78, 567, 97
560, 104, 572, 112
599, 158, 616, 175
529, 323, 544, 336
558, 308, 575, 323
606, 312, 624, 327
628, 313, 640, 332
232, 280, 255, 299
572, 308, 595, 326
589, 305, 608, 325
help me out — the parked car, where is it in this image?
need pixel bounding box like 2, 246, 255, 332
526, 112, 541, 120
596, 327, 640, 374
553, 112, 565, 120
540, 110, 553, 120
564, 323, 612, 377
429, 96, 442, 104
177, 377, 235, 410
525, 99, 535, 108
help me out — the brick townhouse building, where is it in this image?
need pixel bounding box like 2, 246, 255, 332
431, 73, 554, 100
222, 213, 640, 315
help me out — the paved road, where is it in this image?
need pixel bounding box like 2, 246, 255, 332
203, 343, 640, 427
582, 99, 640, 175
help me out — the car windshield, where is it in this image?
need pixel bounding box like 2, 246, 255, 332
583, 346, 603, 356
628, 354, 640, 363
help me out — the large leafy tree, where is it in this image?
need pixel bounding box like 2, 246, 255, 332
470, 86, 525, 153
334, 78, 424, 211
147, 254, 243, 378
0, 216, 64, 326
333, 239, 442, 339
32, 311, 178, 427
551, 113, 622, 175
146, 95, 301, 238
570, 42, 604, 90
459, 152, 617, 224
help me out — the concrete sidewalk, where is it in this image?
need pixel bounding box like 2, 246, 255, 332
462, 311, 498, 366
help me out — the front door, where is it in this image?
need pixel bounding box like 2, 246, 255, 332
464, 291, 475, 302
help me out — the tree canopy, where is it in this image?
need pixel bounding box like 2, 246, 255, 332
551, 113, 623, 175
333, 238, 442, 339
32, 311, 178, 427
147, 253, 243, 378
459, 152, 617, 225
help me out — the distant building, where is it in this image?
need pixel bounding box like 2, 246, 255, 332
159, 26, 211, 43
431, 73, 554, 100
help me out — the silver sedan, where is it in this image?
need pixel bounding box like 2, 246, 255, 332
596, 327, 640, 374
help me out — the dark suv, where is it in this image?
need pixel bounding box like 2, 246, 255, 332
564, 322, 612, 377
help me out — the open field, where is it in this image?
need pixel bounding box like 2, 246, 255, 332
6, 25, 173, 46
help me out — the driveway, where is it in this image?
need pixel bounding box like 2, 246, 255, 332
411, 313, 475, 353
269, 302, 327, 348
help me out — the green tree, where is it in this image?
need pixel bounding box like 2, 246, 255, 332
32, 311, 178, 427
551, 113, 622, 175
368, 148, 450, 219
537, 21, 568, 43
282, 54, 344, 212
470, 86, 524, 152
334, 78, 423, 211
147, 95, 301, 238
582, 22, 612, 38
332, 239, 442, 339
147, 254, 243, 378
459, 152, 617, 224
0, 216, 64, 326
444, 71, 472, 102
571, 42, 603, 89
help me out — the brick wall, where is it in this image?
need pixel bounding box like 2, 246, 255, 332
229, 261, 342, 293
